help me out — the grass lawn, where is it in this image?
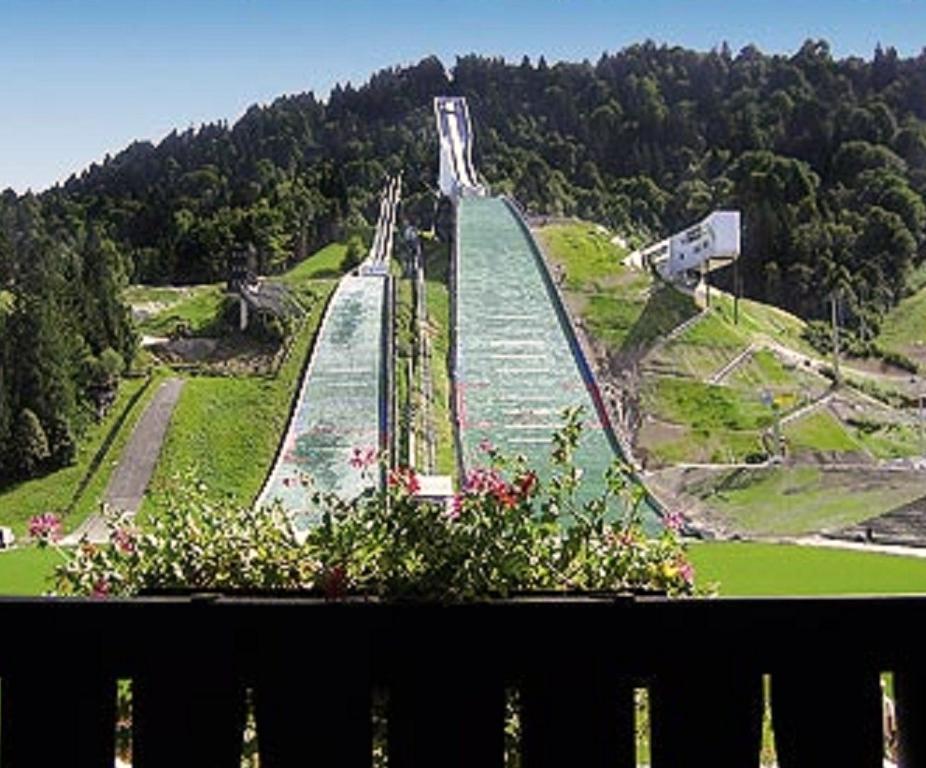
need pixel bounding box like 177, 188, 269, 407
0, 377, 154, 537
278, 242, 349, 283
140, 279, 337, 520
783, 410, 863, 456
691, 541, 926, 595
691, 466, 926, 536
394, 276, 415, 466
877, 285, 926, 359
645, 377, 772, 432
534, 221, 626, 291
423, 238, 456, 475
132, 284, 228, 337
536, 221, 698, 355
729, 349, 815, 391
0, 547, 62, 595
849, 419, 922, 459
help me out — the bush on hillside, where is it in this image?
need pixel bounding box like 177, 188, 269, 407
13, 409, 51, 478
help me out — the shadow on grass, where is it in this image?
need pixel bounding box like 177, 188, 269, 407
617, 283, 699, 362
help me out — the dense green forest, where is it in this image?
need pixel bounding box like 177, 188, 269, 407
2, 40, 926, 481
55, 42, 926, 321
0, 192, 135, 483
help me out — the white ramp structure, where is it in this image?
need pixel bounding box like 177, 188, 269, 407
632, 210, 741, 282
435, 96, 484, 198
360, 174, 401, 276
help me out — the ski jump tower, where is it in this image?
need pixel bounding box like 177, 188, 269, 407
434, 97, 485, 198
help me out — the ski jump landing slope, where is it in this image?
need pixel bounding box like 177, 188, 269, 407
257, 178, 399, 534
438, 97, 657, 525
257, 276, 386, 534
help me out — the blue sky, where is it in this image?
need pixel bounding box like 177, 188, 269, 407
1, 0, 924, 192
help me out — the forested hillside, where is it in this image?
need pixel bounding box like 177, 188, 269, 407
0, 192, 135, 483
3, 40, 926, 482
54, 42, 926, 324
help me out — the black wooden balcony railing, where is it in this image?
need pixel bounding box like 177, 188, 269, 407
1, 594, 924, 767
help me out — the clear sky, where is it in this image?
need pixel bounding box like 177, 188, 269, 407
2, 0, 924, 193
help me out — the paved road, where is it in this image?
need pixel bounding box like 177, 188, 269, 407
65, 378, 184, 543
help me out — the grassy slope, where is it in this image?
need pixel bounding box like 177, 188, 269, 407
877, 284, 926, 360
0, 377, 154, 536
688, 466, 926, 535
131, 284, 227, 337
536, 221, 832, 465
394, 276, 414, 466
783, 410, 863, 455
422, 237, 455, 474
691, 541, 926, 595
140, 279, 337, 520
536, 222, 696, 354
278, 242, 349, 284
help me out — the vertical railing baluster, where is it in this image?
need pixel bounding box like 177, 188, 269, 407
772, 669, 882, 767
894, 668, 925, 767
132, 669, 246, 768
0, 674, 115, 768
388, 668, 504, 768
254, 605, 372, 768
649, 670, 762, 768
520, 671, 635, 768
255, 669, 372, 767
132, 603, 245, 768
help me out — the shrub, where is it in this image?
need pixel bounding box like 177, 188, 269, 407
879, 348, 919, 374
52, 409, 697, 600
13, 408, 50, 478
47, 414, 77, 468
340, 235, 366, 272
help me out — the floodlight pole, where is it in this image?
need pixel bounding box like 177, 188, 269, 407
920, 384, 925, 457
830, 290, 842, 388
733, 257, 740, 325
704, 258, 711, 307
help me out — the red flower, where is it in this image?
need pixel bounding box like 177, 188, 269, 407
388, 467, 420, 495
320, 564, 348, 599
349, 446, 378, 470
517, 471, 538, 499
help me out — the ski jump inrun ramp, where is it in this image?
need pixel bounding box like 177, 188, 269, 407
435, 96, 658, 524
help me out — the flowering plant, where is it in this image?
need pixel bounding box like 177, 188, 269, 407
52, 409, 697, 600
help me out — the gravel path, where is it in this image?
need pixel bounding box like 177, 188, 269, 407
64, 378, 184, 543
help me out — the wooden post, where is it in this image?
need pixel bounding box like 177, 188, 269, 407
772, 669, 881, 767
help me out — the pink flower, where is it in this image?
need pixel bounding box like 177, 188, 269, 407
388, 467, 421, 495
28, 513, 62, 544
679, 561, 695, 585
91, 578, 110, 599
111, 526, 136, 555
464, 467, 503, 494
663, 511, 685, 533
478, 439, 494, 454
448, 494, 463, 521
349, 446, 378, 470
